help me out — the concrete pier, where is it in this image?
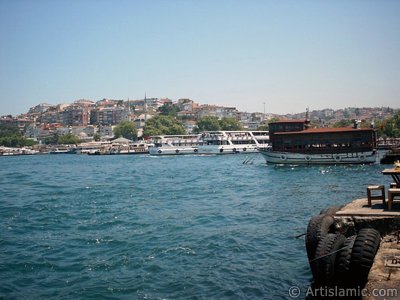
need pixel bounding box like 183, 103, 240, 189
333, 199, 400, 299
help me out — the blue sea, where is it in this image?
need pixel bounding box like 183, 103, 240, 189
0, 154, 389, 299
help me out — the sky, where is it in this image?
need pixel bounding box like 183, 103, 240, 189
0, 0, 399, 116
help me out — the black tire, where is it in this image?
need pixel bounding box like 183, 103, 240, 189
349, 228, 381, 287
334, 235, 356, 287
311, 233, 346, 286
319, 205, 343, 216
305, 214, 335, 260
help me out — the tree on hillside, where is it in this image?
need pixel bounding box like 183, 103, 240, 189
375, 112, 400, 138
219, 117, 243, 131
143, 115, 186, 136
0, 135, 36, 147
58, 133, 80, 145
333, 119, 353, 128
158, 103, 179, 117
44, 133, 59, 145
113, 121, 138, 140
93, 132, 101, 141
0, 123, 21, 136
195, 116, 221, 132
257, 124, 269, 131
0, 124, 36, 147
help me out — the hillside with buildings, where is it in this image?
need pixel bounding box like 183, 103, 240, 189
0, 97, 398, 143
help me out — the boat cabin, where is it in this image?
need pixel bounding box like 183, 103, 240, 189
268, 120, 376, 154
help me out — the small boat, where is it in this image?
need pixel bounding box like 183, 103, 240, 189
380, 148, 400, 164
48, 147, 77, 154
113, 142, 149, 155
259, 118, 377, 165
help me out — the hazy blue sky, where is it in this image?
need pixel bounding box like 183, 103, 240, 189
1, 0, 399, 115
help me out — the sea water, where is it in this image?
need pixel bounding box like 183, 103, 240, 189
0, 154, 389, 299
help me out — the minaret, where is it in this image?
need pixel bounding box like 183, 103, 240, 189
127, 97, 131, 121
144, 93, 147, 122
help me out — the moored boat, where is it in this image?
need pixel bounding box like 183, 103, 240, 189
198, 131, 269, 154
48, 147, 77, 154
148, 131, 270, 155
259, 119, 377, 165
380, 148, 400, 164
149, 135, 200, 155
0, 146, 40, 156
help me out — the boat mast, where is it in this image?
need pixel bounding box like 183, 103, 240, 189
305, 107, 311, 129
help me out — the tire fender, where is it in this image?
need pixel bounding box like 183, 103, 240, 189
306, 214, 335, 261
311, 233, 346, 286
319, 205, 343, 216
349, 228, 381, 287
334, 236, 356, 287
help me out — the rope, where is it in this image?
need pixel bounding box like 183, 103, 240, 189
309, 245, 350, 263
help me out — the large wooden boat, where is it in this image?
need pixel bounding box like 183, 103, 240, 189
258, 119, 377, 165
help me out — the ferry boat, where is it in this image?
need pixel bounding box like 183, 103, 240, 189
259, 119, 377, 165
48, 147, 77, 154
0, 146, 40, 156
149, 135, 201, 155
199, 131, 269, 154
148, 131, 269, 155
116, 142, 149, 155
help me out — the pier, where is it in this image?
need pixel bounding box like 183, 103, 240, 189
377, 138, 400, 150
334, 200, 400, 299
306, 198, 400, 299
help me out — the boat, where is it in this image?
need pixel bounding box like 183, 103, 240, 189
0, 146, 40, 156
198, 131, 269, 154
380, 148, 400, 164
258, 119, 377, 165
148, 131, 270, 155
48, 147, 77, 154
149, 135, 201, 155
116, 142, 149, 155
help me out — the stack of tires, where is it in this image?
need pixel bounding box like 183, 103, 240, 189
305, 206, 381, 289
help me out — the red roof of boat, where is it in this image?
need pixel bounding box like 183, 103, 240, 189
275, 127, 374, 135
270, 120, 306, 123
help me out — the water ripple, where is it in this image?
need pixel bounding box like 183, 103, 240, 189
0, 154, 388, 299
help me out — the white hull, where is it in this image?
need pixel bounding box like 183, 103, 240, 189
259, 149, 377, 164
149, 146, 199, 155
149, 144, 262, 155
199, 144, 259, 154
149, 131, 269, 156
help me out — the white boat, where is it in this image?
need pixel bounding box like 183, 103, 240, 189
259, 119, 377, 165
198, 131, 269, 154
149, 131, 269, 155
0, 146, 40, 156
48, 147, 77, 154
149, 135, 201, 155
116, 143, 149, 154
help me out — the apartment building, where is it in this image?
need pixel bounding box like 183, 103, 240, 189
60, 106, 91, 126
196, 104, 239, 119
